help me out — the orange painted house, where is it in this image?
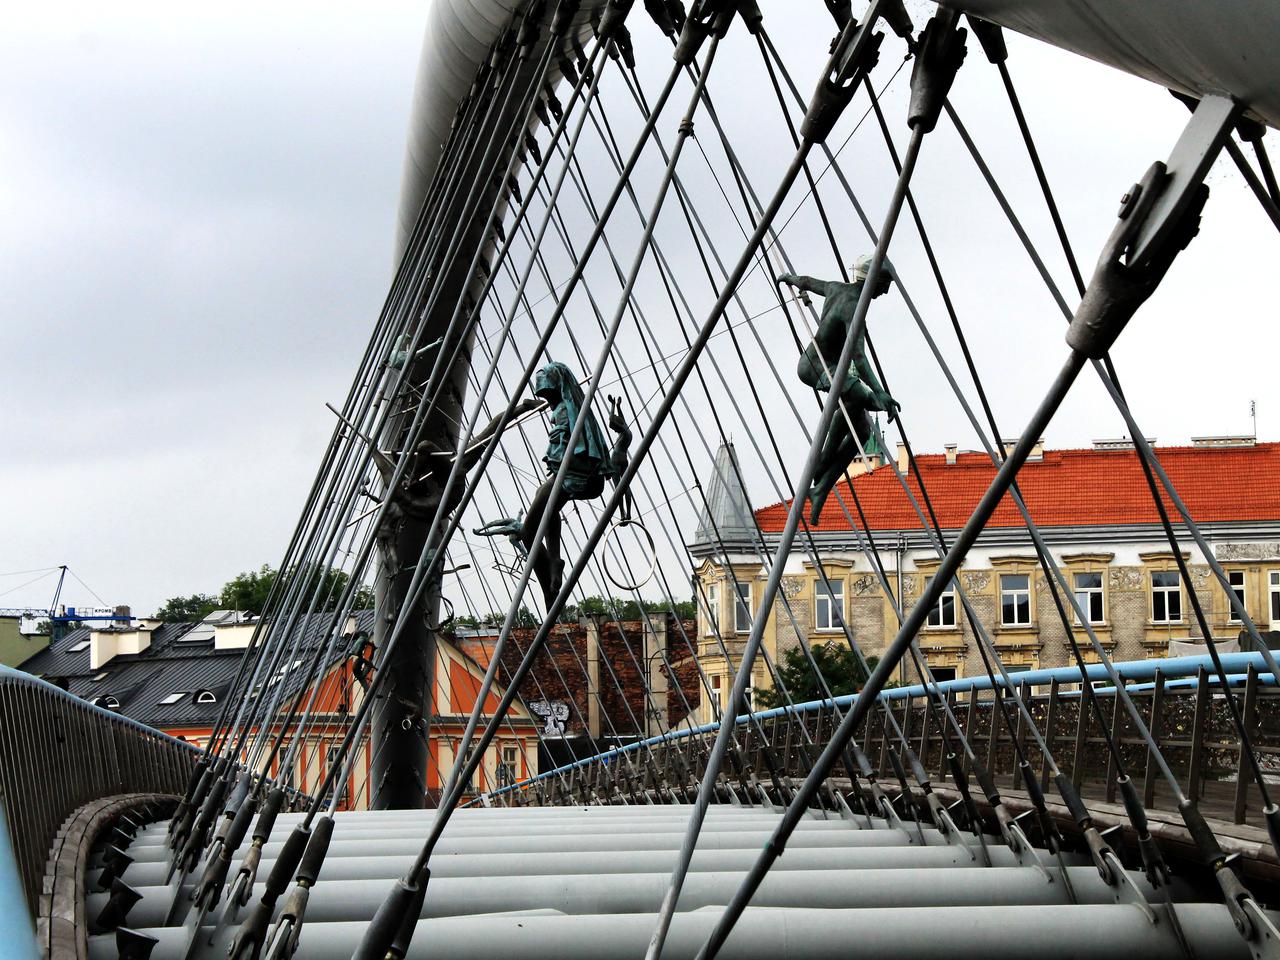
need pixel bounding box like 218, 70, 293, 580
18, 610, 537, 809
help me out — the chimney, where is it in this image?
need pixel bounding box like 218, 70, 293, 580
1192, 435, 1256, 448
945, 443, 957, 465
896, 442, 910, 473
1002, 438, 1045, 461
214, 622, 255, 650
89, 622, 153, 669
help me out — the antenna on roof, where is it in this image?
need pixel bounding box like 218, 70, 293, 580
1251, 399, 1258, 439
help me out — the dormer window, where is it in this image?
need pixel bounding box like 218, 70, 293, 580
195, 690, 218, 705
93, 695, 120, 711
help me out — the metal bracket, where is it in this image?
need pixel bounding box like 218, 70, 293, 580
1007, 821, 1053, 882
1240, 896, 1280, 960
936, 806, 980, 862
1101, 850, 1157, 923
1129, 95, 1239, 269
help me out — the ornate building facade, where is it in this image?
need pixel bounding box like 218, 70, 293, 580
689, 437, 1280, 707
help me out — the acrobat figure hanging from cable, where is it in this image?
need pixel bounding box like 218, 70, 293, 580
777, 253, 900, 524
475, 363, 631, 609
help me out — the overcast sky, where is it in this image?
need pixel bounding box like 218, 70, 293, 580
3, 1, 1278, 618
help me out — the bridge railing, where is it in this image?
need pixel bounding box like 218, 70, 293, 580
0, 666, 198, 914
484, 653, 1279, 829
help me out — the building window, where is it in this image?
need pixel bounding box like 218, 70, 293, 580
1073, 572, 1105, 624
926, 576, 957, 628
703, 582, 720, 636
928, 666, 957, 684
710, 672, 752, 718
1228, 571, 1246, 623
1151, 571, 1182, 623
500, 744, 520, 784
1270, 571, 1280, 626
814, 577, 844, 631
734, 582, 753, 633
1000, 574, 1032, 626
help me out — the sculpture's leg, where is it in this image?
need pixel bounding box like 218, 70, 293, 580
808, 410, 852, 523
808, 408, 875, 524
519, 480, 563, 610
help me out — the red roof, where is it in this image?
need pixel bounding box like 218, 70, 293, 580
753, 443, 1280, 533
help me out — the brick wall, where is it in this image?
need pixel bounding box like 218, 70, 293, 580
454, 616, 701, 739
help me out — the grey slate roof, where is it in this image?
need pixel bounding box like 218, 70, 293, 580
691, 441, 758, 552
18, 610, 376, 730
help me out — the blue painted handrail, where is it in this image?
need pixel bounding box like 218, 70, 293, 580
480, 652, 1274, 801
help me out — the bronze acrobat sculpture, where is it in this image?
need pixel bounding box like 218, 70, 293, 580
778, 254, 900, 524
475, 363, 631, 609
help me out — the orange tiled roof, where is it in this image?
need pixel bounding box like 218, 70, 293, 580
753, 443, 1280, 533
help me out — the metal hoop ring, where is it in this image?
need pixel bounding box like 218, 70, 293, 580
601, 518, 657, 592
426, 596, 455, 632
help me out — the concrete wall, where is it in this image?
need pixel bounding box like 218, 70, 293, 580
0, 619, 48, 669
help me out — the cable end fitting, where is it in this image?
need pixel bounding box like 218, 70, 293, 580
351, 876, 421, 960
800, 17, 884, 144
965, 13, 1006, 64
551, 0, 582, 37
597, 0, 636, 40
880, 0, 915, 40
907, 9, 967, 133
643, 0, 683, 36
1065, 162, 1204, 358
516, 0, 548, 59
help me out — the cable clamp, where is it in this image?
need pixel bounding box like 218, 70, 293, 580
1067, 94, 1238, 358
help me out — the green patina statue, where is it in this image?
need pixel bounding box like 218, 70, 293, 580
475, 362, 621, 609
778, 254, 900, 524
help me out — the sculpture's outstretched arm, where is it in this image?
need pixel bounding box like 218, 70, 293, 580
777, 273, 833, 297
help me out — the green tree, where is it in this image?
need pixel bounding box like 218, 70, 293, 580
220, 564, 277, 615
219, 563, 375, 616
154, 593, 220, 622
561, 594, 698, 621
754, 642, 880, 709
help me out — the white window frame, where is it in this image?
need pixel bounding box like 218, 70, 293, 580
1228, 570, 1247, 624
500, 744, 520, 783
157, 692, 188, 706
734, 582, 753, 633
1151, 570, 1183, 623
1072, 571, 1105, 625
1000, 574, 1032, 627
814, 577, 845, 632
1269, 570, 1280, 627
703, 582, 720, 636
925, 576, 957, 629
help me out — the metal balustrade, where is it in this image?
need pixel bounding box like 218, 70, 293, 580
0, 665, 198, 913
481, 654, 1280, 833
